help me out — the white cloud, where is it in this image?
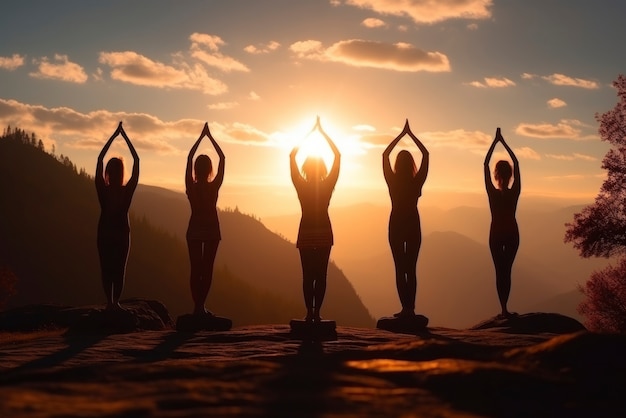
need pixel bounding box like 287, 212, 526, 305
353, 124, 376, 132
522, 72, 599, 89
290, 39, 450, 72
514, 146, 540, 160
30, 54, 88, 83
547, 98, 567, 108
207, 102, 239, 110
190, 32, 249, 72
244, 41, 280, 54
0, 54, 25, 70
362, 128, 490, 151
0, 97, 187, 153
99, 51, 227, 95
515, 120, 594, 140
546, 153, 597, 161
248, 91, 261, 100
467, 76, 515, 88
341, 0, 493, 24
362, 17, 386, 28
542, 73, 599, 89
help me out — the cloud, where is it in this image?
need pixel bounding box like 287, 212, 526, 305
290, 40, 326, 60
207, 102, 239, 110
467, 76, 515, 88
547, 98, 567, 108
248, 91, 261, 100
513, 146, 540, 160
340, 0, 493, 24
221, 122, 271, 144
542, 73, 599, 89
244, 41, 280, 54
515, 120, 593, 140
544, 174, 586, 181
30, 54, 88, 83
546, 153, 597, 161
99, 51, 227, 95
353, 124, 376, 132
291, 39, 450, 72
522, 72, 599, 89
0, 97, 193, 154
361, 128, 490, 151
190, 33, 249, 72
0, 54, 25, 70
362, 17, 386, 28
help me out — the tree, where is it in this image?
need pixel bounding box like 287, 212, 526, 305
0, 265, 18, 310
565, 74, 626, 332
578, 259, 626, 333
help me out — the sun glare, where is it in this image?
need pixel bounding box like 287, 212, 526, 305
284, 117, 366, 170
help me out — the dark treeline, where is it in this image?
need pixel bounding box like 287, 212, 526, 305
0, 127, 374, 326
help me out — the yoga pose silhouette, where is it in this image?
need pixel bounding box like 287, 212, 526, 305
185, 122, 225, 316
484, 127, 520, 318
382, 119, 429, 318
290, 117, 340, 322
95, 122, 139, 311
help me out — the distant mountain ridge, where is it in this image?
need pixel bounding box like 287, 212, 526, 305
0, 130, 373, 327
262, 199, 609, 327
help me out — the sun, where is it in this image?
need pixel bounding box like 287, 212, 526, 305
284, 116, 365, 171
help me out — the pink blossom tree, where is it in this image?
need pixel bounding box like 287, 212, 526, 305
565, 74, 626, 332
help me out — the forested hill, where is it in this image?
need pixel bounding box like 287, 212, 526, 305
0, 128, 374, 326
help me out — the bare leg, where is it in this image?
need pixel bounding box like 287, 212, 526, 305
187, 239, 205, 315
390, 239, 410, 314
199, 240, 219, 315
299, 248, 315, 321
403, 238, 420, 315
311, 247, 331, 321
490, 234, 519, 317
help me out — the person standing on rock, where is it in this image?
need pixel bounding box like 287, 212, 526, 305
185, 122, 225, 317
484, 127, 520, 319
382, 119, 429, 319
96, 122, 140, 311
290, 117, 340, 322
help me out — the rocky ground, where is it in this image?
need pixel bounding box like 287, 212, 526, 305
1, 301, 625, 417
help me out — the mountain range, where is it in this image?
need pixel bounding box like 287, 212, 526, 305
0, 130, 373, 327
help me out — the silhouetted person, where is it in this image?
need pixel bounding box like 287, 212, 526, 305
186, 122, 225, 317
290, 117, 340, 322
95, 122, 139, 311
484, 127, 520, 318
383, 119, 429, 318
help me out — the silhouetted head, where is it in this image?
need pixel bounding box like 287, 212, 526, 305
494, 160, 512, 189
394, 150, 417, 178
105, 157, 124, 186
194, 154, 213, 182
302, 156, 327, 182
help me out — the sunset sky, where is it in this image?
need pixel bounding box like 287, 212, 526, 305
1, 0, 624, 216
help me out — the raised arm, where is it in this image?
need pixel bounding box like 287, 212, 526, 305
484, 128, 500, 192
405, 121, 429, 184
186, 124, 206, 191
316, 117, 341, 187
498, 129, 520, 193
119, 123, 140, 192
96, 122, 123, 189
382, 119, 410, 182
290, 144, 303, 187
206, 123, 225, 188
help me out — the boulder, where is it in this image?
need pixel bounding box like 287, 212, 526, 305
290, 319, 337, 341
471, 312, 586, 334
176, 313, 232, 332
377, 314, 429, 334
0, 299, 172, 334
